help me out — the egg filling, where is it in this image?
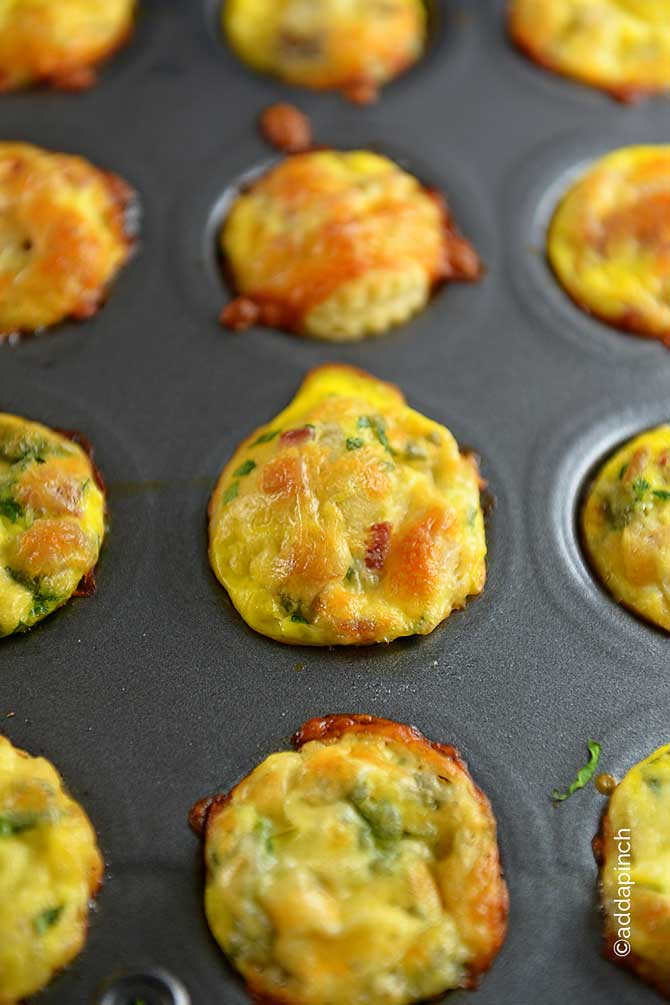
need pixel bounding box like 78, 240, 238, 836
193, 714, 508, 1005
208, 365, 486, 646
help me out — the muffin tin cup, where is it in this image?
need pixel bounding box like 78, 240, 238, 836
1, 2, 669, 1003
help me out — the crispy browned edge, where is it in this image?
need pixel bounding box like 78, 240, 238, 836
0, 15, 135, 94
592, 795, 670, 998
507, 12, 667, 104
189, 713, 509, 1005
0, 165, 137, 341
8, 741, 104, 994
219, 153, 483, 334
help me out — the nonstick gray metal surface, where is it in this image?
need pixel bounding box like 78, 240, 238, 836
1, 2, 669, 1003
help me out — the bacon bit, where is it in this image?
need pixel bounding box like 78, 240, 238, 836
342, 78, 379, 104
365, 521, 392, 571
280, 426, 314, 446
220, 297, 260, 331
260, 103, 312, 154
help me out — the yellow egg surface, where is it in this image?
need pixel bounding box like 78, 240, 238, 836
547, 146, 670, 345
595, 744, 670, 996
0, 413, 106, 637
208, 365, 486, 646
191, 714, 509, 1005
222, 0, 426, 103
508, 0, 670, 100
581, 426, 670, 630
0, 142, 135, 338
221, 150, 481, 342
0, 0, 135, 91
0, 734, 103, 1005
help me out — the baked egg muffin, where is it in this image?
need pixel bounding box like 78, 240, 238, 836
208, 365, 487, 646
222, 0, 426, 104
508, 0, 670, 100
581, 426, 670, 630
548, 145, 670, 345
221, 150, 481, 341
594, 744, 670, 996
0, 734, 103, 1004
190, 714, 509, 1005
0, 142, 135, 339
0, 0, 136, 92
0, 413, 105, 637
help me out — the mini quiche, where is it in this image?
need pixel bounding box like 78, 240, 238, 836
0, 142, 135, 339
0, 0, 136, 92
581, 426, 670, 630
548, 145, 670, 345
222, 0, 426, 104
190, 714, 509, 1005
508, 0, 670, 101
208, 365, 487, 646
0, 413, 105, 637
593, 744, 670, 997
0, 734, 103, 1004
221, 150, 481, 341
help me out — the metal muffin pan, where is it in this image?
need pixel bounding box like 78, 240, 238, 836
1, 2, 669, 1002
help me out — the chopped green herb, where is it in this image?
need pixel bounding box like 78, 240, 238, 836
251, 430, 280, 446
345, 566, 356, 583
0, 498, 22, 522
346, 437, 364, 451
357, 416, 395, 455
233, 459, 256, 478
0, 813, 40, 837
552, 740, 602, 803
278, 594, 310, 624
653, 489, 670, 501
34, 905, 63, 935
290, 610, 309, 624
618, 462, 629, 481
632, 478, 650, 501
30, 593, 59, 620
221, 481, 239, 505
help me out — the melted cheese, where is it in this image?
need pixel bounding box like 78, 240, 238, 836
509, 0, 670, 98
0, 413, 105, 636
208, 365, 486, 645
201, 717, 508, 1005
0, 735, 103, 1005
0, 142, 133, 337
548, 145, 670, 344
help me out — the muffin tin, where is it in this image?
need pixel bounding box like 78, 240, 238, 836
1, 2, 669, 1002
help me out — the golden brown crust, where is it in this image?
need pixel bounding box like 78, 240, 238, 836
0, 144, 136, 339
220, 151, 482, 339
194, 714, 508, 998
